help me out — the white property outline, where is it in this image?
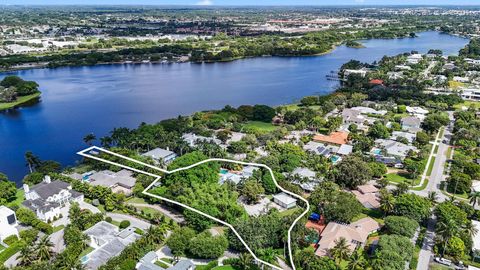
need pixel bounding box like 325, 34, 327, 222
77, 146, 310, 270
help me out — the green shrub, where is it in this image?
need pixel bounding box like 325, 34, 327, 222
3, 235, 18, 245
105, 216, 113, 223
119, 220, 130, 229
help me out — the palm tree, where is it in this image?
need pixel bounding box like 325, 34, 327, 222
347, 250, 366, 270
463, 221, 479, 239
35, 235, 54, 261
237, 253, 254, 270
83, 133, 96, 146
469, 191, 480, 207
428, 191, 439, 204
380, 192, 395, 216
259, 247, 276, 264
99, 136, 113, 148
329, 237, 351, 264
25, 151, 40, 173
18, 245, 35, 266
436, 218, 459, 257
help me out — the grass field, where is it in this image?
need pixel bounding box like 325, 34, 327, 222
212, 266, 236, 270
454, 100, 480, 110
0, 92, 41, 111
7, 189, 25, 208
427, 157, 436, 177
385, 172, 419, 185
242, 121, 278, 133
78, 246, 94, 258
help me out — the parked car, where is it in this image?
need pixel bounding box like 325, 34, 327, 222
434, 257, 452, 266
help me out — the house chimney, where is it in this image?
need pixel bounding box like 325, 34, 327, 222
44, 175, 51, 184
166, 147, 170, 151
23, 184, 30, 194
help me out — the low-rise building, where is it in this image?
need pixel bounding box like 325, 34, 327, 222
472, 220, 480, 259
315, 217, 381, 257
84, 221, 141, 270
401, 116, 422, 132
0, 206, 19, 242
142, 148, 177, 164
375, 139, 417, 160
390, 131, 416, 144
182, 133, 221, 147
351, 184, 380, 209
88, 170, 137, 195
23, 176, 84, 222
313, 131, 349, 146
273, 193, 297, 209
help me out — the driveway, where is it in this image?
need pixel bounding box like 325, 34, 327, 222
416, 215, 437, 270
106, 212, 151, 230
49, 228, 66, 253
127, 202, 185, 223
79, 201, 101, 214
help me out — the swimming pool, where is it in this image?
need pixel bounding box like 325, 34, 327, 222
220, 169, 228, 175
80, 255, 89, 264
331, 155, 341, 163
373, 149, 382, 155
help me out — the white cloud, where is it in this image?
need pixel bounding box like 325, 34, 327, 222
196, 0, 213, 5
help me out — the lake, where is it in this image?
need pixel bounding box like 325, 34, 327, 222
0, 31, 469, 184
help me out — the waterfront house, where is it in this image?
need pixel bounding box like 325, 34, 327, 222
0, 206, 19, 242
23, 176, 84, 222
182, 133, 221, 148
315, 217, 381, 257
142, 147, 177, 164
88, 170, 136, 195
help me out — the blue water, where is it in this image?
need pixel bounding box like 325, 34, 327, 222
0, 31, 469, 184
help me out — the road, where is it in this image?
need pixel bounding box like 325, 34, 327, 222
414, 112, 454, 270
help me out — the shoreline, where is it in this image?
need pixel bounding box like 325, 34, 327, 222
0, 31, 441, 74
0, 92, 41, 111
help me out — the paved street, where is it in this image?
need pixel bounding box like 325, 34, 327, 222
416, 215, 437, 270
128, 202, 185, 223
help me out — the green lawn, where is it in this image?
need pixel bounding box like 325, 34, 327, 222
279, 207, 300, 217
154, 260, 170, 268
78, 246, 94, 258
242, 121, 278, 133
7, 189, 25, 208
453, 100, 480, 110
126, 197, 147, 204
0, 92, 41, 111
212, 266, 236, 270
385, 172, 418, 185
427, 157, 436, 177
53, 225, 65, 233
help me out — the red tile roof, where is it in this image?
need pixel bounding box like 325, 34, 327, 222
313, 131, 349, 145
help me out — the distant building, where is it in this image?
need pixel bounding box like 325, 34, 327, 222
461, 88, 480, 101
23, 176, 84, 222
273, 193, 297, 209
142, 147, 177, 164
182, 133, 221, 147
0, 206, 19, 242
343, 69, 368, 78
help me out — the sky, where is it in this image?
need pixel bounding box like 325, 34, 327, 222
2, 0, 480, 6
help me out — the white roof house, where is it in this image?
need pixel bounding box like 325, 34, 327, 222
337, 144, 353, 156
472, 220, 480, 257
273, 193, 297, 209
375, 139, 417, 160
350, 106, 387, 116
406, 106, 429, 115
142, 148, 177, 164
0, 206, 18, 242
391, 131, 416, 144
182, 133, 221, 147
